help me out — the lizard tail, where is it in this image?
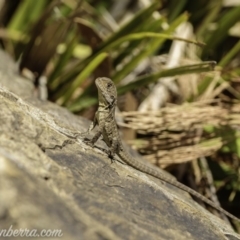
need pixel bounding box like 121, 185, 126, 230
118, 150, 240, 223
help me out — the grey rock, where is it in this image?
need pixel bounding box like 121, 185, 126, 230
0, 49, 239, 240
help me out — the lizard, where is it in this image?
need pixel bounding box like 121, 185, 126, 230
82, 77, 240, 223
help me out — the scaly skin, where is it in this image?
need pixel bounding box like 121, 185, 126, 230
83, 77, 240, 223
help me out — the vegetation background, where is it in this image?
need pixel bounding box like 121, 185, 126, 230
0, 0, 240, 230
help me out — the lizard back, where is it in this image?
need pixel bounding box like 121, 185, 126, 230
92, 77, 240, 224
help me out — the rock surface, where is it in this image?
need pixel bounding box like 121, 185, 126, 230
0, 50, 239, 240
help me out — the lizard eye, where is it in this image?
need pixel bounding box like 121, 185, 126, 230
107, 83, 112, 88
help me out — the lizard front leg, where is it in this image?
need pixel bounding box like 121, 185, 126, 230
80, 115, 99, 146
86, 130, 102, 146
80, 115, 98, 139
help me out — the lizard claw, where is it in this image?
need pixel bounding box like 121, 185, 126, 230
108, 151, 116, 164
82, 138, 94, 147
99, 148, 115, 163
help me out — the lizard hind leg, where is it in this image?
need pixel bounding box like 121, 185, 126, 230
108, 138, 119, 163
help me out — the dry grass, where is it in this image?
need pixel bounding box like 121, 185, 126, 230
119, 102, 240, 168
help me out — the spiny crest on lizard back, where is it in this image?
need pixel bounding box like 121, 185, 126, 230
95, 77, 117, 98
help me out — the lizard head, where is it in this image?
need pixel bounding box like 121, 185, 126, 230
95, 77, 117, 106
